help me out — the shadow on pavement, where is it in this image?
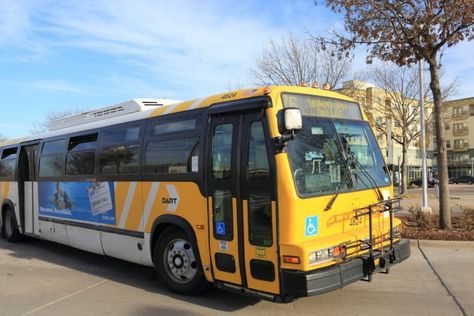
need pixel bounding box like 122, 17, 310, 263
0, 237, 260, 313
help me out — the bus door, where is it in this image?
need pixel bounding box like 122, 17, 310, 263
208, 110, 280, 295
18, 143, 40, 236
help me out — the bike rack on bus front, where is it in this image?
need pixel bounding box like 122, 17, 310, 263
351, 197, 402, 281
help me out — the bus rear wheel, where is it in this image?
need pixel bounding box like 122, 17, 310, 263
2, 208, 21, 242
154, 227, 207, 295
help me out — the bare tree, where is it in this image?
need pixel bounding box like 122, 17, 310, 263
366, 65, 432, 194
250, 34, 352, 89
0, 134, 8, 144
30, 110, 82, 134
319, 0, 474, 230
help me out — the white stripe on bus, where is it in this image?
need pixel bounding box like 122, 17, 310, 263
139, 182, 160, 231
166, 184, 179, 212
119, 182, 137, 229
163, 103, 181, 115
188, 98, 205, 110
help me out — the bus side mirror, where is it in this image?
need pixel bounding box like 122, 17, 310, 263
280, 108, 302, 134
274, 108, 302, 153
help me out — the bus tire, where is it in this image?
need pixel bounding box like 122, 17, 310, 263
2, 207, 21, 242
154, 227, 207, 295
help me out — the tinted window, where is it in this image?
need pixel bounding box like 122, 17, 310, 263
68, 134, 98, 151
42, 139, 65, 154
0, 148, 17, 178
0, 158, 16, 178
150, 119, 196, 137
248, 193, 272, 246
38, 140, 65, 178
39, 155, 63, 177
2, 148, 17, 159
101, 126, 141, 145
247, 121, 270, 180
212, 124, 233, 179
99, 144, 139, 175
66, 151, 95, 175
145, 138, 199, 174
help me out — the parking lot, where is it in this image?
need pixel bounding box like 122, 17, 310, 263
399, 184, 474, 214
1, 238, 472, 316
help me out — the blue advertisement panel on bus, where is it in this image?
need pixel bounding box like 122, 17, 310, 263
39, 181, 116, 225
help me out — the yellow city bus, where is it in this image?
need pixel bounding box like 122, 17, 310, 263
0, 86, 410, 302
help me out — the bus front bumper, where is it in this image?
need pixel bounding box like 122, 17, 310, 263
281, 239, 411, 300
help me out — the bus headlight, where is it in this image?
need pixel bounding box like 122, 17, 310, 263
309, 244, 346, 265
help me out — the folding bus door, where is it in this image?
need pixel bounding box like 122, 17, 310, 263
207, 109, 280, 296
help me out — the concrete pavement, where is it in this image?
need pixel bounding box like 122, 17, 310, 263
1, 238, 472, 315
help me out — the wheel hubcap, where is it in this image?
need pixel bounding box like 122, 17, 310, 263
164, 238, 197, 283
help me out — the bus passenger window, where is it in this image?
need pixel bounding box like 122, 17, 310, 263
99, 144, 139, 175
99, 125, 142, 175
101, 125, 141, 145
39, 139, 65, 178
212, 124, 233, 179
0, 148, 18, 178
65, 134, 98, 176
145, 138, 199, 174
150, 119, 197, 137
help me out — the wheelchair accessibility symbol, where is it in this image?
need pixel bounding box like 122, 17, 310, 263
216, 222, 226, 235
305, 216, 318, 237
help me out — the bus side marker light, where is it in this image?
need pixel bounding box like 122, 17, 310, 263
262, 87, 271, 95
196, 224, 205, 230
283, 256, 301, 264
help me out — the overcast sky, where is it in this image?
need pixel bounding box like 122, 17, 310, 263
1, 0, 473, 139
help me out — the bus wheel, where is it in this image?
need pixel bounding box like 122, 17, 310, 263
2, 208, 21, 242
154, 227, 207, 295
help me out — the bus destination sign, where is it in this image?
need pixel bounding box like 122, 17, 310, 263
282, 93, 362, 120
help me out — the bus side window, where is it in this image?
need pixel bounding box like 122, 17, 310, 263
66, 133, 98, 176
145, 138, 199, 174
99, 125, 141, 175
0, 148, 18, 178
39, 139, 66, 178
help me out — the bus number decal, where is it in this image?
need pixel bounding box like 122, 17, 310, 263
221, 92, 237, 100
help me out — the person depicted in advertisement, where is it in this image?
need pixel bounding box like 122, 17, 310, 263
39, 181, 116, 224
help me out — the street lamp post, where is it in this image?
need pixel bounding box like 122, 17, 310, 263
419, 60, 431, 213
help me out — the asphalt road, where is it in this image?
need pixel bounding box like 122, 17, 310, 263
1, 237, 472, 316
399, 184, 474, 214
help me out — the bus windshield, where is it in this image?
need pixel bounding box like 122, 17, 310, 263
287, 116, 391, 198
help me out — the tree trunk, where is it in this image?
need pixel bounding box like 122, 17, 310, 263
401, 139, 408, 194
427, 56, 452, 230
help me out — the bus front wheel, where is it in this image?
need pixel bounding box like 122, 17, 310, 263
154, 227, 207, 295
2, 208, 21, 242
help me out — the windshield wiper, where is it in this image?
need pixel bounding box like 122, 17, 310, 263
337, 134, 384, 202
324, 139, 355, 212
324, 184, 341, 212
350, 154, 384, 201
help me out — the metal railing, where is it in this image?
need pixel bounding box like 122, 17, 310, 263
453, 143, 469, 151
453, 127, 469, 136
